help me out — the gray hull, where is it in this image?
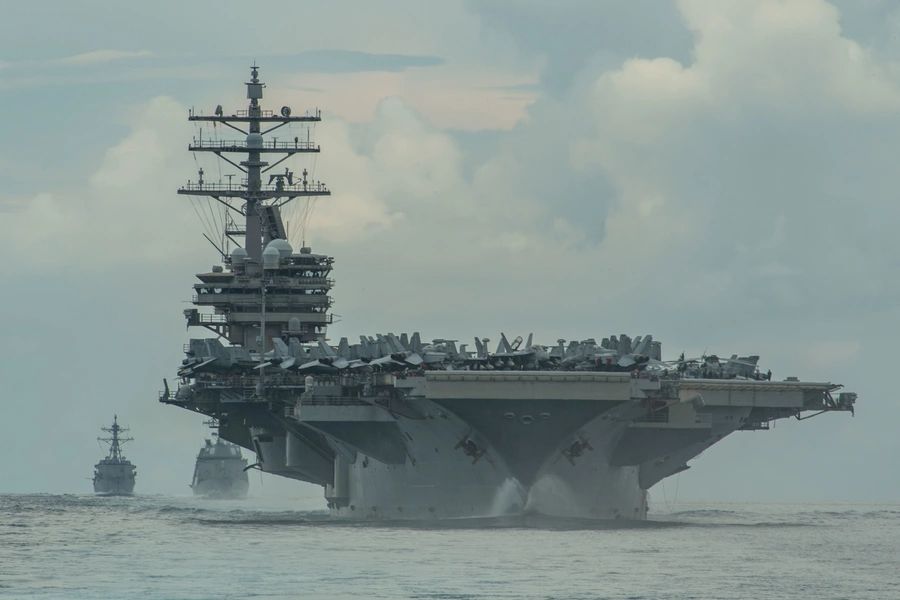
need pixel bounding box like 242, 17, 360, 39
191, 441, 250, 499
191, 471, 250, 499
237, 372, 852, 521
93, 461, 136, 495
329, 410, 648, 520
256, 394, 650, 521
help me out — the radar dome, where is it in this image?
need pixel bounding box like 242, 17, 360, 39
246, 133, 264, 148
269, 238, 293, 259
262, 245, 281, 268
231, 247, 249, 262
288, 317, 302, 333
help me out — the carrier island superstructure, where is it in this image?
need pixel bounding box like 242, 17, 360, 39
161, 67, 857, 520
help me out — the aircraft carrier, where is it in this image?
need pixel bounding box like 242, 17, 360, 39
160, 67, 857, 520
93, 415, 136, 495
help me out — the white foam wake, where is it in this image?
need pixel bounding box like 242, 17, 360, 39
524, 474, 586, 517
488, 478, 527, 516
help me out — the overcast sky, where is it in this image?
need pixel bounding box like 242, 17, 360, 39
2, 0, 899, 504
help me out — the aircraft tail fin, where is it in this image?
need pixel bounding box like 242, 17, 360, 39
634, 335, 652, 356
359, 335, 372, 359
499, 333, 512, 354
387, 333, 405, 353
317, 338, 337, 358
410, 332, 422, 353
272, 338, 289, 358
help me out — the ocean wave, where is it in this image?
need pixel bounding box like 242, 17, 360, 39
668, 509, 738, 518
194, 511, 330, 527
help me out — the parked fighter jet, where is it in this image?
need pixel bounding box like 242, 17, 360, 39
554, 337, 651, 372
178, 338, 256, 376
181, 331, 765, 381
493, 333, 553, 369
665, 353, 764, 379
284, 338, 383, 373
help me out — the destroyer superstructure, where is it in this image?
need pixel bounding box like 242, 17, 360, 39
93, 415, 136, 495
191, 421, 250, 498
161, 67, 857, 520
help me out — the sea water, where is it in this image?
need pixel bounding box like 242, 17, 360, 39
2, 494, 898, 599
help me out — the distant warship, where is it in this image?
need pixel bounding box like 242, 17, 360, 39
191, 426, 250, 499
93, 415, 136, 495
161, 67, 857, 520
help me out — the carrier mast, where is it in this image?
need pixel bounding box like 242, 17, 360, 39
179, 64, 330, 263
178, 66, 334, 354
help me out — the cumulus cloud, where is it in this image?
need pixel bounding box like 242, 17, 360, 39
274, 0, 900, 365
560, 0, 900, 323
0, 96, 201, 269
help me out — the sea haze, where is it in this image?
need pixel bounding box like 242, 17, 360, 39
1, 494, 898, 599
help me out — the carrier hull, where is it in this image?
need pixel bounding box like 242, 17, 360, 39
325, 408, 648, 520
203, 371, 851, 521
169, 364, 855, 521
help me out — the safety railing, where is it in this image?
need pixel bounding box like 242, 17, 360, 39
299, 397, 372, 407
636, 410, 669, 423
179, 181, 329, 194
190, 139, 319, 151
199, 314, 227, 324
192, 294, 331, 306
236, 109, 274, 118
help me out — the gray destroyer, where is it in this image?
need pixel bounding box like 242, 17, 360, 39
191, 432, 250, 499
161, 67, 857, 520
93, 415, 136, 495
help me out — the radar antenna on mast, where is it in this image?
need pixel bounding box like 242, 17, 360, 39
97, 415, 133, 462
179, 65, 330, 263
